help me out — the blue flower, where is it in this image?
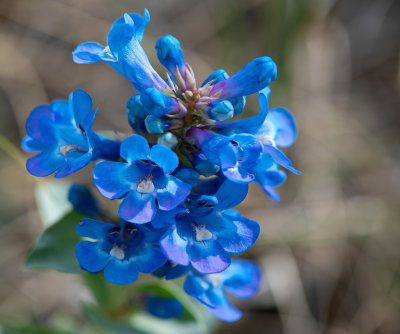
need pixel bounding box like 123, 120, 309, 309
160, 181, 259, 274
75, 219, 166, 284
73, 10, 167, 93
23, 89, 120, 178
184, 260, 261, 321
188, 128, 263, 183
210, 57, 277, 99
145, 296, 184, 319
93, 135, 191, 224
68, 184, 101, 217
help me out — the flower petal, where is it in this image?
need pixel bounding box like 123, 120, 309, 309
72, 41, 117, 64
26, 149, 64, 177
183, 274, 216, 308
103, 258, 139, 284
120, 135, 150, 163
150, 144, 178, 174
118, 191, 156, 223
156, 175, 191, 211
76, 218, 111, 239
264, 145, 301, 175
265, 107, 297, 147
207, 292, 242, 322
75, 241, 110, 272
214, 180, 248, 210
206, 213, 260, 254
69, 89, 93, 127
134, 245, 167, 274
160, 227, 190, 266
223, 260, 261, 299
93, 161, 141, 199
189, 239, 231, 274
54, 151, 92, 178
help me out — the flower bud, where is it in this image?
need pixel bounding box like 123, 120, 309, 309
141, 88, 180, 117
158, 132, 179, 149
155, 35, 185, 76
127, 95, 147, 132
208, 100, 234, 121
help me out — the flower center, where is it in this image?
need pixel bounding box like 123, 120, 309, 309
165, 65, 221, 130
110, 245, 125, 260
137, 176, 155, 194
60, 145, 87, 156
194, 224, 213, 241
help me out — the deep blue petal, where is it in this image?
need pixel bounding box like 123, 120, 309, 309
120, 135, 150, 163
69, 89, 93, 128
68, 184, 101, 216
134, 245, 167, 274
156, 175, 191, 211
150, 144, 178, 174
210, 213, 260, 254
165, 265, 190, 280
25, 106, 58, 144
118, 191, 156, 223
93, 161, 142, 199
54, 151, 92, 178
75, 241, 110, 272
214, 180, 248, 210
160, 227, 190, 266
21, 136, 42, 152
26, 149, 64, 177
222, 260, 261, 299
173, 167, 199, 186
141, 88, 180, 117
189, 239, 231, 274
76, 218, 111, 239
103, 257, 139, 284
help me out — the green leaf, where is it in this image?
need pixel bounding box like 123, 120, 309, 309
25, 211, 84, 274
83, 273, 136, 312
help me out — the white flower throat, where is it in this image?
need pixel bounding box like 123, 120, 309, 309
137, 177, 155, 194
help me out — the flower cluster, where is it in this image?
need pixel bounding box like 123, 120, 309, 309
23, 9, 300, 322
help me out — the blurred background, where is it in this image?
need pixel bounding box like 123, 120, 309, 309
0, 0, 399, 333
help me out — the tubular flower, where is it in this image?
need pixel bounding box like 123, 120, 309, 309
75, 219, 166, 284
93, 135, 191, 224
23, 89, 120, 178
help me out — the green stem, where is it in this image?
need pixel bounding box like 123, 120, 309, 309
0, 133, 26, 168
